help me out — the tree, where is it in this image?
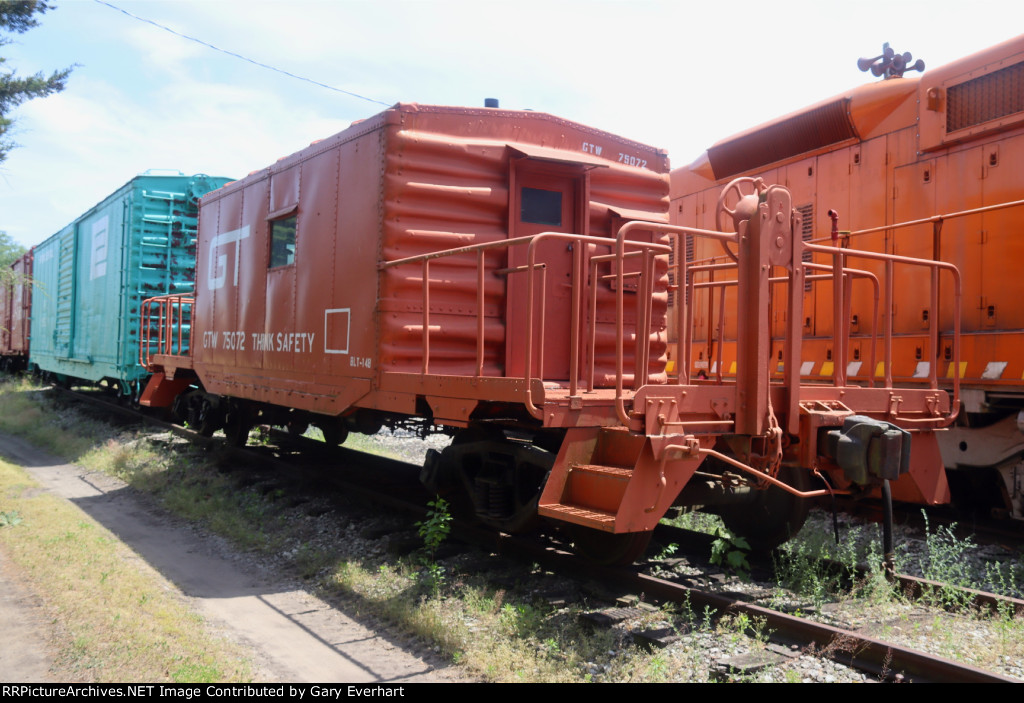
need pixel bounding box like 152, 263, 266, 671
0, 230, 27, 294
1, 1, 72, 163
0, 230, 26, 269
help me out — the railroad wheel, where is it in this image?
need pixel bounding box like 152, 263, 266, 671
316, 420, 348, 446
181, 392, 219, 436
568, 526, 653, 566
223, 403, 255, 447
446, 430, 553, 534
719, 464, 811, 553
286, 418, 309, 438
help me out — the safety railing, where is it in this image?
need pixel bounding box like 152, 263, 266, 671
673, 213, 961, 429
139, 293, 193, 369
380, 231, 673, 420
685, 261, 881, 387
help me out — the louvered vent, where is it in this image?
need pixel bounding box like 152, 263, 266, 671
947, 60, 1024, 133
668, 243, 674, 309
707, 99, 857, 179
685, 233, 695, 305
667, 234, 695, 307
796, 204, 814, 292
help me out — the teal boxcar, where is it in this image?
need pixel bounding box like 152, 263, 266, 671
30, 171, 232, 396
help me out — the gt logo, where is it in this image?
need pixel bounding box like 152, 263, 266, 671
207, 225, 251, 290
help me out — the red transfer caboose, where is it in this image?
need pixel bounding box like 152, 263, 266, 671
142, 103, 958, 563
0, 249, 33, 372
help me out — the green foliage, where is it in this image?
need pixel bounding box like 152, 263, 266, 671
660, 507, 723, 534
655, 542, 678, 560
910, 512, 978, 610
416, 496, 451, 556
0, 509, 23, 527
0, 1, 55, 32
0, 231, 27, 269
497, 602, 545, 638
415, 497, 452, 592
1, 1, 74, 162
774, 521, 896, 607
645, 652, 669, 681
170, 662, 224, 684
709, 526, 751, 578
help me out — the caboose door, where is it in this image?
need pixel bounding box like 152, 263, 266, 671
507, 164, 582, 382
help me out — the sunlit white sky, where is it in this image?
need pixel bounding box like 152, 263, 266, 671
1, 0, 1020, 248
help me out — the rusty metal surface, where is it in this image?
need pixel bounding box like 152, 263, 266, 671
191, 103, 670, 419
671, 35, 1024, 392
669, 37, 1024, 519
0, 250, 32, 360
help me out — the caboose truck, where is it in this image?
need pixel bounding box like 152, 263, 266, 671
139, 104, 959, 563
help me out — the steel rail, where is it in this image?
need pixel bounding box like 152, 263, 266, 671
36, 386, 1024, 683
486, 527, 1019, 683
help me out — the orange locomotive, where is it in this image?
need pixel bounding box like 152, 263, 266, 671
672, 36, 1024, 520
139, 102, 958, 562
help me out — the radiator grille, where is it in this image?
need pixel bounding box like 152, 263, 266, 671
796, 203, 814, 292
947, 61, 1024, 133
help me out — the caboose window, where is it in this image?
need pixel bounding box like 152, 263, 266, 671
270, 215, 296, 268
521, 187, 562, 225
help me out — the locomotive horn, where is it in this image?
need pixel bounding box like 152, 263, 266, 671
858, 55, 882, 72
859, 43, 897, 74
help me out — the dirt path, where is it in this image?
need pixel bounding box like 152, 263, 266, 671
0, 432, 463, 683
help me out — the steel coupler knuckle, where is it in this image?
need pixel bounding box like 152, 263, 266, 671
824, 415, 912, 484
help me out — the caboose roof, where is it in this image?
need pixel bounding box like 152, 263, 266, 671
204, 103, 669, 203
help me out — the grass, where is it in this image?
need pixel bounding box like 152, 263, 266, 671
0, 455, 253, 682
3, 375, 1022, 682
770, 508, 1024, 675
660, 507, 725, 534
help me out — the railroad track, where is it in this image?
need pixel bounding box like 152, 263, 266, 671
654, 523, 1024, 618
39, 383, 1024, 682
469, 529, 1019, 683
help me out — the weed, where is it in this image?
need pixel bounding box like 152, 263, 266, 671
171, 662, 223, 683
660, 508, 723, 534
645, 652, 669, 681
0, 509, 23, 527
415, 497, 452, 593
710, 526, 751, 578
416, 497, 452, 557
910, 512, 976, 610
655, 542, 679, 560
985, 560, 1024, 601
722, 612, 751, 644
499, 603, 545, 637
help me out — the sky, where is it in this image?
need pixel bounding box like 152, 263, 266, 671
0, 0, 1021, 248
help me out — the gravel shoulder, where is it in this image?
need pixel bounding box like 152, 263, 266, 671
0, 431, 465, 683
